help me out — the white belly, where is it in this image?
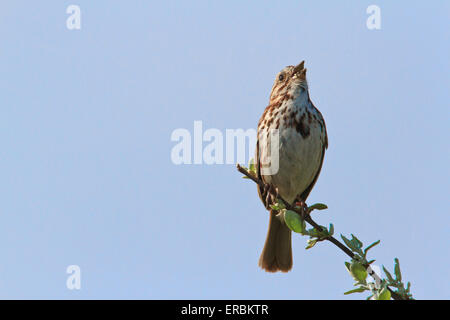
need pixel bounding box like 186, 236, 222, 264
259, 111, 325, 204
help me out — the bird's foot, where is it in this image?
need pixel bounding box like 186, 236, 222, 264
295, 201, 308, 216
263, 183, 279, 209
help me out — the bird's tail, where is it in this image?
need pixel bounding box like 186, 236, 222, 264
258, 209, 293, 272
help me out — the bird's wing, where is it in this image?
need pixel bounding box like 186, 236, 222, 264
299, 106, 328, 201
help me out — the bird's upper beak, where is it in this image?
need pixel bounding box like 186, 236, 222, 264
293, 61, 307, 78
293, 61, 304, 73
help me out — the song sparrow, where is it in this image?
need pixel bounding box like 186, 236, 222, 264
256, 61, 328, 272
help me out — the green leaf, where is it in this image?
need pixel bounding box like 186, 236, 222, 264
364, 240, 380, 255
351, 234, 363, 250
394, 258, 402, 282
248, 158, 256, 174
376, 287, 391, 300
383, 266, 395, 283
367, 259, 376, 265
328, 224, 334, 236
308, 228, 318, 237
305, 239, 318, 249
344, 262, 351, 272
349, 261, 368, 282
308, 203, 328, 211
269, 201, 285, 211
344, 287, 366, 295
341, 235, 354, 250
283, 210, 306, 234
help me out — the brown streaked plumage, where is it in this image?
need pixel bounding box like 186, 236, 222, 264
256, 61, 328, 273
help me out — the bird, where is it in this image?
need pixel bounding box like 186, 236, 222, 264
255, 61, 328, 272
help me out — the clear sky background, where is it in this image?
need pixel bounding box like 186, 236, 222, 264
0, 1, 448, 299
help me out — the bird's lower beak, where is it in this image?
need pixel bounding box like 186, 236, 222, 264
293, 60, 307, 79
293, 61, 305, 74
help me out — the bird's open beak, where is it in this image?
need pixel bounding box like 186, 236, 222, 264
293, 61, 306, 78
293, 61, 304, 73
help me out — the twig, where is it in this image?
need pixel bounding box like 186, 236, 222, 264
236, 164, 404, 300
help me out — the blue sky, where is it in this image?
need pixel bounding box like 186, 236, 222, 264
0, 1, 448, 299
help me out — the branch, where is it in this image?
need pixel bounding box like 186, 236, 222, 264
237, 164, 407, 300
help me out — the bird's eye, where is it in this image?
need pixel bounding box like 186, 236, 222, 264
278, 74, 285, 81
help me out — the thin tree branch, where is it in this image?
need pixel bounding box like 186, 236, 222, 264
236, 164, 404, 300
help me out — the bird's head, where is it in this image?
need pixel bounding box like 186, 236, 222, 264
269, 61, 308, 102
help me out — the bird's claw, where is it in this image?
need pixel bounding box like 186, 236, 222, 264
295, 201, 308, 216
263, 183, 279, 209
